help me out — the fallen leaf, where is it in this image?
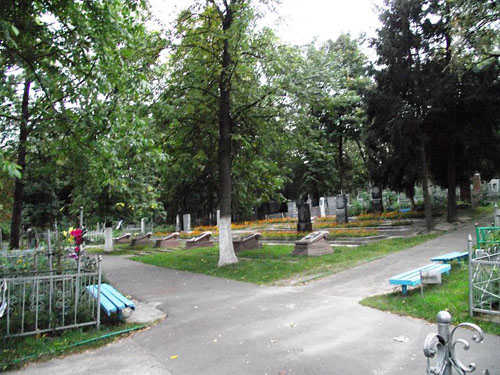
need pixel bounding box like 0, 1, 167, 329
170, 355, 179, 360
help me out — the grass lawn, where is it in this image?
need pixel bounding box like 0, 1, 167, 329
360, 263, 500, 336
133, 234, 438, 285
1, 323, 146, 371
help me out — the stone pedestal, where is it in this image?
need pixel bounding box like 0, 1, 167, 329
155, 232, 181, 248
292, 231, 333, 256
104, 227, 113, 252
233, 233, 262, 253
186, 231, 213, 249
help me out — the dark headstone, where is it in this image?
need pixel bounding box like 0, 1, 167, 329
297, 203, 313, 232
336, 194, 348, 224
371, 186, 383, 213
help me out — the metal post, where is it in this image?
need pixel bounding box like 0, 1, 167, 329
437, 311, 452, 375
495, 203, 500, 227
96, 255, 102, 330
468, 234, 474, 317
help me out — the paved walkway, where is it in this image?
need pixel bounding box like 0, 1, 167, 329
9, 217, 500, 374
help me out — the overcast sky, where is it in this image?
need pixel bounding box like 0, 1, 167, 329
149, 0, 383, 47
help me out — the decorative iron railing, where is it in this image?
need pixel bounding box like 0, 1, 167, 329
468, 234, 500, 317
424, 311, 485, 375
0, 255, 102, 338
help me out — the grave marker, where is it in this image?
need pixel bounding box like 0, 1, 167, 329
186, 231, 213, 249
297, 202, 313, 232
183, 214, 191, 232
233, 233, 262, 252
292, 231, 332, 256
336, 194, 348, 224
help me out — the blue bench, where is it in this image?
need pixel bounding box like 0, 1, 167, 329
87, 283, 135, 320
431, 251, 468, 264
389, 263, 451, 295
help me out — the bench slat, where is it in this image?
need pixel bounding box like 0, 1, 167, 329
390, 263, 451, 287
86, 283, 135, 317
101, 284, 135, 310
431, 251, 468, 262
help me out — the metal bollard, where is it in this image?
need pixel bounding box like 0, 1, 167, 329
424, 311, 484, 374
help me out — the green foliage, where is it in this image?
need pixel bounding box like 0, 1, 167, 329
361, 264, 500, 337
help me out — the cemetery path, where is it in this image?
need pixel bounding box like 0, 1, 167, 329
9, 216, 500, 375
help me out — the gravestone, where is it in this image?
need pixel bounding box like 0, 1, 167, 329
113, 233, 131, 245
217, 210, 220, 226
371, 186, 383, 213
176, 215, 181, 232
183, 214, 191, 232
292, 231, 332, 256
336, 194, 348, 224
141, 218, 146, 234
155, 232, 181, 249
233, 233, 262, 253
297, 203, 313, 232
104, 227, 113, 252
319, 197, 326, 217
326, 196, 336, 215
130, 232, 153, 246
287, 201, 297, 218
186, 231, 213, 249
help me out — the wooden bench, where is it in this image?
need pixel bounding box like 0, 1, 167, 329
431, 251, 468, 264
389, 263, 451, 295
87, 283, 135, 320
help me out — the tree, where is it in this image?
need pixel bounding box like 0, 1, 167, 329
162, 0, 287, 266
1, 0, 164, 245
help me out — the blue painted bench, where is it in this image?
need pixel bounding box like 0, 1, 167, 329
431, 251, 468, 264
87, 283, 135, 320
389, 263, 451, 295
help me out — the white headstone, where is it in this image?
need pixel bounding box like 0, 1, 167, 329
326, 196, 336, 215
140, 218, 146, 234
319, 197, 326, 217
216, 210, 220, 226
104, 227, 113, 252
176, 215, 181, 232
183, 214, 191, 232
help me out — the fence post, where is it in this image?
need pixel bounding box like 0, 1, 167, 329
468, 234, 474, 317
96, 255, 102, 330
495, 203, 500, 227
424, 311, 484, 375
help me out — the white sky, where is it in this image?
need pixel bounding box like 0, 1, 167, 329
149, 0, 383, 47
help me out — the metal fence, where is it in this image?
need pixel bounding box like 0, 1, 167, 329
0, 254, 102, 338
468, 234, 500, 317
84, 229, 105, 243
475, 225, 500, 248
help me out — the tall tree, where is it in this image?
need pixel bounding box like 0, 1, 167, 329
1, 0, 163, 246
163, 0, 286, 266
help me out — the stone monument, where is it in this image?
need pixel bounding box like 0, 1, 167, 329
336, 194, 348, 224
297, 202, 313, 232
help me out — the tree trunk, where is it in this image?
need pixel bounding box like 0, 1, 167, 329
446, 146, 457, 223
9, 80, 31, 249
421, 141, 433, 231
217, 5, 238, 267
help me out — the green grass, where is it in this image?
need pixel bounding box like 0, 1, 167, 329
1, 323, 146, 371
360, 264, 500, 336
133, 234, 438, 285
